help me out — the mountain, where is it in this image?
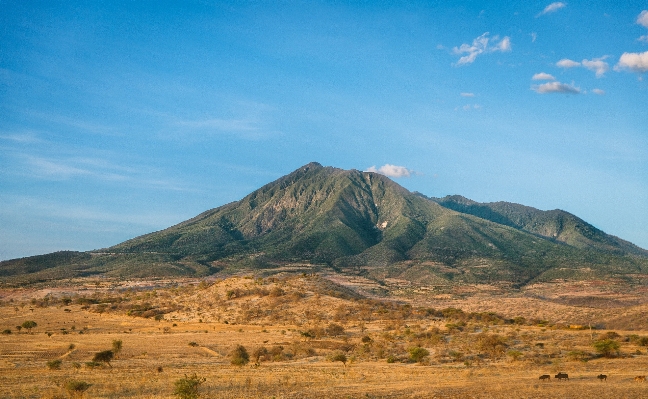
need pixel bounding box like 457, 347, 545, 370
2, 162, 647, 286
431, 195, 648, 257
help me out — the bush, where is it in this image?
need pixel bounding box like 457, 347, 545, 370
1, 329, 11, 335
65, 380, 92, 398
84, 361, 102, 369
593, 339, 621, 358
47, 359, 62, 370
252, 346, 269, 363
408, 346, 430, 363
174, 373, 206, 399
326, 323, 345, 337
330, 352, 347, 366
112, 340, 123, 356
230, 345, 249, 366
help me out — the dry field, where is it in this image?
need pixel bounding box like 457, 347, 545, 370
1, 275, 648, 398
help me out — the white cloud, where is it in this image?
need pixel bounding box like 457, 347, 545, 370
365, 164, 414, 178
531, 81, 580, 94
530, 32, 537, 43
452, 32, 512, 66
460, 92, 475, 97
581, 57, 609, 77
497, 36, 512, 52
615, 51, 648, 73
638, 35, 648, 43
556, 58, 580, 68
592, 89, 605, 95
532, 72, 556, 81
637, 10, 648, 28
538, 2, 566, 16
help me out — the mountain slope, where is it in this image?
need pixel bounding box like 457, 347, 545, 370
1, 162, 647, 285
433, 195, 648, 256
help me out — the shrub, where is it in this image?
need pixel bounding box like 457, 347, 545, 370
112, 340, 123, 356
326, 323, 345, 337
1, 329, 11, 335
65, 380, 92, 398
84, 361, 101, 369
506, 350, 523, 361
252, 346, 269, 363
593, 339, 620, 358
230, 345, 249, 366
478, 333, 508, 358
330, 352, 347, 366
361, 335, 372, 343
47, 359, 63, 370
408, 346, 430, 363
92, 350, 114, 367
174, 373, 206, 399
188, 341, 199, 347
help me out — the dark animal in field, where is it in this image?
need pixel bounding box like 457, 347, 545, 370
554, 372, 569, 381
597, 374, 607, 381
635, 375, 646, 383
539, 375, 550, 381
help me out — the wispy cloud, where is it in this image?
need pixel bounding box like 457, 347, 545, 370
0, 132, 46, 144
460, 92, 475, 97
537, 2, 566, 17
452, 32, 512, 66
455, 104, 482, 111
582, 57, 609, 77
639, 35, 648, 43
365, 164, 416, 178
532, 72, 556, 81
614, 51, 648, 73
556, 58, 580, 68
592, 89, 605, 95
531, 81, 580, 94
15, 154, 191, 191
638, 10, 648, 28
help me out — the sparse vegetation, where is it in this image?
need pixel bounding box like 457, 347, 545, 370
92, 350, 114, 367
230, 344, 249, 366
65, 380, 92, 398
173, 373, 205, 399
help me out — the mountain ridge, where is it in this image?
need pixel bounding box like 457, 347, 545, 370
1, 162, 646, 286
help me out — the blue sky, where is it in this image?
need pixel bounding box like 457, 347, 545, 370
1, 1, 647, 260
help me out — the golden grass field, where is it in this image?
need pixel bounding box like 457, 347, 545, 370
2, 274, 648, 398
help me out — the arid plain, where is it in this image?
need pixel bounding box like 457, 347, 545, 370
2, 272, 648, 398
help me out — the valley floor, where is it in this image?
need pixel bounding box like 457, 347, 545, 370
1, 275, 648, 398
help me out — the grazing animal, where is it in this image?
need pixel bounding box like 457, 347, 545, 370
597, 374, 607, 382
555, 372, 569, 381
635, 376, 646, 383
539, 375, 550, 381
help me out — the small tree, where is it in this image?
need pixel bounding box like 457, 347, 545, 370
65, 380, 92, 398
230, 345, 249, 366
21, 320, 37, 334
174, 373, 206, 399
331, 352, 347, 366
408, 346, 430, 363
47, 359, 63, 370
507, 350, 523, 361
92, 350, 114, 367
593, 339, 621, 358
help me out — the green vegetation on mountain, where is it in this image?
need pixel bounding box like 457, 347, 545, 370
2, 162, 647, 286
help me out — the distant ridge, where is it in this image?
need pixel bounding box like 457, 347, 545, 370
2, 162, 647, 285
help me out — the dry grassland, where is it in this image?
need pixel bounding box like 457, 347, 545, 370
1, 275, 648, 398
